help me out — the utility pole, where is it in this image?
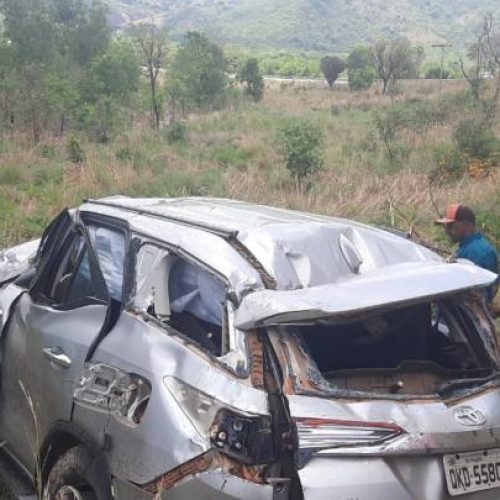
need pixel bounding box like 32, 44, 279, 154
432, 43, 452, 93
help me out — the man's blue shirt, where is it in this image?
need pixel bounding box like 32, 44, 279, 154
456, 232, 498, 300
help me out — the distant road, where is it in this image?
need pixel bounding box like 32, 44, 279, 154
263, 76, 466, 88
263, 76, 347, 89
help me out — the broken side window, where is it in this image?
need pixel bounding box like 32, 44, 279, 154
168, 259, 226, 356
133, 243, 227, 357
44, 232, 107, 306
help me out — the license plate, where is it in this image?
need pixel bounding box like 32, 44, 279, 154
443, 449, 500, 496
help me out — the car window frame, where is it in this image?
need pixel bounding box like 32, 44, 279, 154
131, 238, 231, 359
79, 212, 130, 306
30, 224, 109, 311
30, 209, 74, 294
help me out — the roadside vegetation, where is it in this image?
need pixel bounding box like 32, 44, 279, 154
0, 0, 498, 255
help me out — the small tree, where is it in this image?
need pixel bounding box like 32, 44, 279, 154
346, 47, 376, 91
78, 96, 123, 143
462, 13, 500, 121
130, 21, 168, 129
320, 56, 345, 88
371, 38, 422, 94
374, 106, 407, 161
278, 120, 324, 184
85, 39, 140, 102
0, 37, 17, 130
482, 13, 500, 121
238, 58, 264, 102
169, 32, 227, 111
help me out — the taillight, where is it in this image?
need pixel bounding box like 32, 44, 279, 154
163, 376, 276, 464
211, 409, 275, 464
295, 417, 404, 450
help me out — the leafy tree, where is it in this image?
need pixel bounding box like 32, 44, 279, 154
78, 96, 124, 143
238, 58, 264, 102
460, 13, 500, 120
42, 72, 80, 136
85, 39, 140, 102
50, 0, 110, 68
0, 37, 16, 129
0, 0, 55, 141
482, 13, 500, 117
371, 38, 423, 94
278, 120, 324, 183
346, 47, 376, 91
1, 0, 55, 66
347, 46, 373, 70
169, 32, 227, 111
374, 106, 408, 161
130, 21, 168, 129
0, 0, 112, 141
320, 56, 345, 88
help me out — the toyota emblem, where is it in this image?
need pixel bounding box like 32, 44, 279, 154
453, 406, 487, 426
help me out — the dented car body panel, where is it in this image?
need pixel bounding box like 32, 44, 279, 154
234, 261, 497, 330
0, 197, 498, 500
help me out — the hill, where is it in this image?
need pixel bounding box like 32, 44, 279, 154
107, 0, 500, 51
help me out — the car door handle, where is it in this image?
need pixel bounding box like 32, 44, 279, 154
42, 347, 72, 369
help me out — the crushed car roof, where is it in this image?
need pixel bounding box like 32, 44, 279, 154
0, 197, 494, 320
82, 197, 457, 296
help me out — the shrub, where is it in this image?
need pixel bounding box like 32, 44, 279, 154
238, 58, 264, 102
348, 67, 376, 91
453, 119, 498, 159
278, 120, 324, 183
66, 137, 85, 164
166, 122, 188, 144
429, 144, 465, 182
374, 106, 407, 161
39, 144, 56, 159
78, 97, 123, 143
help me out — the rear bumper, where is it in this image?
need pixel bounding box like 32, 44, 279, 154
299, 456, 500, 500
113, 471, 290, 500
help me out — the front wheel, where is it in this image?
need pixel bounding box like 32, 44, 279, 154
44, 446, 111, 500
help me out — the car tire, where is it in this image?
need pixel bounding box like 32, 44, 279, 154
44, 446, 112, 500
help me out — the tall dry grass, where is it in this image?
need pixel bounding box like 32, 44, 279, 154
0, 79, 498, 250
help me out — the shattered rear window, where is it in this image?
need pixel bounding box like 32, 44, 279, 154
275, 296, 497, 397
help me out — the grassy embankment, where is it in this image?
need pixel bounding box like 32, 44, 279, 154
0, 78, 498, 498
0, 79, 498, 251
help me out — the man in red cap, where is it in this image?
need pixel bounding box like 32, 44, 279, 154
436, 203, 498, 303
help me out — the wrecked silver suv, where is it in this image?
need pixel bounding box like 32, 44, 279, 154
0, 197, 498, 500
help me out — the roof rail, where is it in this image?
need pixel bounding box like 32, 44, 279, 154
84, 198, 278, 289
84, 198, 238, 238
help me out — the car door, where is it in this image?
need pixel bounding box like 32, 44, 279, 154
0, 215, 112, 470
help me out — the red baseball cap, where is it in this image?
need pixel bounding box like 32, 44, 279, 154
435, 203, 476, 225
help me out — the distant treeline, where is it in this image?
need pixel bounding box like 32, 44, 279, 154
0, 1, 498, 145
0, 0, 266, 142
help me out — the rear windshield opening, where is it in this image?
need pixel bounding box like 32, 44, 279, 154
286, 298, 495, 396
